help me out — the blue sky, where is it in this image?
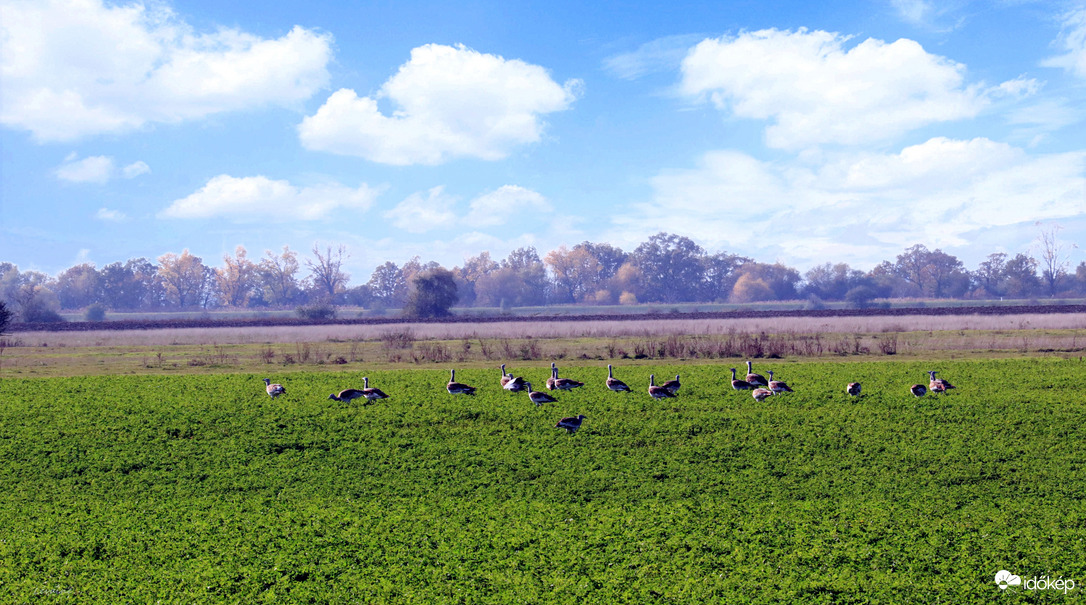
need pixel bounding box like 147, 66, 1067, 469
2, 0, 1084, 282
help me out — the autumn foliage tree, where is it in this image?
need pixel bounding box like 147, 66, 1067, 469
216, 246, 257, 307
157, 250, 210, 308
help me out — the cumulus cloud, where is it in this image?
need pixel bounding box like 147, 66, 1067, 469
299, 43, 581, 165
0, 0, 332, 141
679, 29, 1007, 150
55, 154, 114, 183
122, 161, 151, 178
55, 154, 150, 183
383, 186, 460, 233
613, 137, 1086, 267
1042, 8, 1086, 79
159, 175, 380, 221
384, 184, 552, 233
465, 185, 552, 227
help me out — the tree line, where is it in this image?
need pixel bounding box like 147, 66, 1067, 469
2, 231, 1084, 323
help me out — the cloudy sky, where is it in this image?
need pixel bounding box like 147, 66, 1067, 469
2, 0, 1084, 280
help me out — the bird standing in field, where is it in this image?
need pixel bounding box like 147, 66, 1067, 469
360, 376, 389, 401
910, 384, 927, 398
730, 368, 755, 391
446, 369, 476, 395
551, 364, 585, 391
846, 382, 862, 397
661, 374, 681, 395
555, 414, 587, 434
605, 364, 631, 392
752, 387, 774, 402
526, 382, 558, 407
767, 371, 793, 394
928, 370, 955, 395
328, 388, 365, 402
263, 378, 286, 399
745, 361, 768, 387
648, 374, 676, 399
546, 363, 558, 390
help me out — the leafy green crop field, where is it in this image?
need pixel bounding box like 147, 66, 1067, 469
2, 359, 1084, 603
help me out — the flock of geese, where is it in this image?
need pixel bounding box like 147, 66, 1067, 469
262, 362, 957, 435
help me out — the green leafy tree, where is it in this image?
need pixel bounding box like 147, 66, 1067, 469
632, 232, 705, 303
403, 268, 459, 318
55, 263, 101, 309
0, 300, 11, 335
367, 261, 406, 308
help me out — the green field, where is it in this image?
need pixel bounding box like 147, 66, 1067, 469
2, 359, 1084, 603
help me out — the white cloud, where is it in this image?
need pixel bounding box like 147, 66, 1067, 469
1042, 8, 1086, 79
0, 0, 332, 141
122, 161, 151, 178
95, 208, 127, 221
384, 184, 553, 233
383, 186, 460, 233
55, 154, 114, 183
299, 43, 581, 165
679, 29, 999, 150
465, 186, 552, 227
603, 34, 706, 80
159, 175, 380, 221
613, 137, 1086, 268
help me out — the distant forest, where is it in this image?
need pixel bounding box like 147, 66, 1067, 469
2, 231, 1084, 322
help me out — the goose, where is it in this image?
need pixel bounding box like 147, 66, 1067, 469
846, 382, 862, 397
526, 382, 558, 406
263, 378, 286, 399
910, 384, 927, 398
752, 387, 774, 402
767, 371, 793, 394
500, 364, 512, 388
648, 374, 676, 399
446, 369, 476, 395
605, 364, 631, 392
928, 370, 955, 395
546, 363, 558, 390
660, 374, 681, 395
328, 388, 365, 402
551, 364, 584, 391
730, 368, 755, 391
360, 376, 389, 401
745, 361, 768, 387
555, 414, 587, 434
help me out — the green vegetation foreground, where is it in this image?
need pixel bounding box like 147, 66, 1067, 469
1, 359, 1084, 603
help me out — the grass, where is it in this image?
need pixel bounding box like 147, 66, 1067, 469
3, 317, 1085, 378
1, 359, 1084, 602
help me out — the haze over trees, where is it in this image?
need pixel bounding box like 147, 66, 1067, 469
2, 230, 1084, 322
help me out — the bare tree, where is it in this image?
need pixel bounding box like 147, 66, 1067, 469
306, 244, 351, 302
1036, 224, 1074, 296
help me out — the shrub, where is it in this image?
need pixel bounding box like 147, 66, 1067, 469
84, 303, 107, 322
295, 304, 337, 320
